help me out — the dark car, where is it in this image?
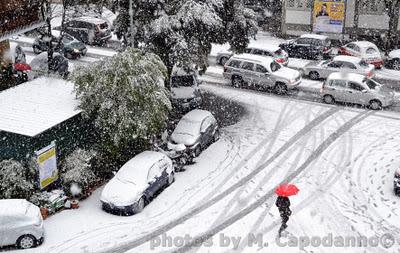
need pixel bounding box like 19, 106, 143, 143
61, 17, 112, 45
169, 109, 220, 158
395, 168, 400, 196
170, 74, 202, 112
30, 52, 69, 79
279, 34, 333, 60
33, 32, 87, 59
100, 151, 174, 215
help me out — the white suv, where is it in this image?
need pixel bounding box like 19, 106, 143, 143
223, 54, 301, 95
0, 199, 44, 249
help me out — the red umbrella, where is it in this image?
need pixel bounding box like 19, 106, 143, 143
275, 184, 299, 197
14, 63, 31, 71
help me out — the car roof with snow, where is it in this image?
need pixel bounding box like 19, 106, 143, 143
231, 53, 274, 66
182, 109, 214, 123
300, 34, 328, 40
333, 55, 362, 64
247, 44, 281, 52
72, 16, 107, 24
0, 199, 31, 217
117, 151, 168, 180
327, 72, 366, 83
351, 41, 378, 49
0, 77, 81, 137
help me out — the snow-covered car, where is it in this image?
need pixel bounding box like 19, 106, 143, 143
0, 199, 44, 249
338, 41, 384, 69
386, 49, 400, 70
33, 31, 87, 59
61, 16, 112, 45
170, 74, 202, 112
279, 34, 333, 60
100, 151, 174, 215
30, 52, 69, 79
395, 168, 400, 195
169, 109, 219, 158
223, 54, 301, 95
321, 72, 395, 110
303, 55, 375, 80
216, 45, 289, 66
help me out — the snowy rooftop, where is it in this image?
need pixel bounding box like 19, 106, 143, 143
0, 77, 81, 137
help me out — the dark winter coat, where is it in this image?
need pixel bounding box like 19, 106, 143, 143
276, 196, 290, 209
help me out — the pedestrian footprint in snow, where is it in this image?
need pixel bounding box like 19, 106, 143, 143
275, 184, 299, 237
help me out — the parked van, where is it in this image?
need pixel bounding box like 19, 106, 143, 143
0, 199, 44, 249
223, 54, 301, 95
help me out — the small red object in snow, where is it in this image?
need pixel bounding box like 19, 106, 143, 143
275, 184, 299, 197
14, 63, 31, 71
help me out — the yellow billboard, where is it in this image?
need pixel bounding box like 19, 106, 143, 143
313, 0, 346, 34
35, 142, 58, 189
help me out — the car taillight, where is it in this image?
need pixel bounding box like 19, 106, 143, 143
366, 71, 372, 77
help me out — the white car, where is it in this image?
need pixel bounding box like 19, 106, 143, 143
303, 55, 375, 80
101, 151, 174, 215
339, 41, 383, 69
0, 199, 44, 249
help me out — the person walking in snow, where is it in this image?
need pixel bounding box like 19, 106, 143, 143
276, 196, 292, 236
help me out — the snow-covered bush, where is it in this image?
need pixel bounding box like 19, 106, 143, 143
61, 149, 98, 197
0, 160, 36, 199
71, 48, 171, 158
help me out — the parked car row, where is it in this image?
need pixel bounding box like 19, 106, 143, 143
100, 109, 220, 215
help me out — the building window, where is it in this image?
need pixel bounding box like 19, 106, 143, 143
287, 0, 312, 10
359, 0, 384, 14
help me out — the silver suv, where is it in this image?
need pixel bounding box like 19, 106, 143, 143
223, 54, 301, 95
321, 72, 395, 110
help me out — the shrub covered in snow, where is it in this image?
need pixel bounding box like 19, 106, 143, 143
0, 159, 36, 199
61, 149, 98, 197
71, 48, 171, 159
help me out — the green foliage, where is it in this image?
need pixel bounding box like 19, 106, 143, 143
0, 160, 36, 199
71, 48, 171, 157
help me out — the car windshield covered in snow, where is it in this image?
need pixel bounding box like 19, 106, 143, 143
174, 118, 200, 136
171, 75, 195, 87
270, 62, 281, 72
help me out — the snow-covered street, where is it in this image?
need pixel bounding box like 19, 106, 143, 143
8, 83, 400, 253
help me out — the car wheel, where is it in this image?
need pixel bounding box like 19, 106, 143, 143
213, 129, 220, 142
232, 76, 243, 88
369, 100, 382, 110
309, 71, 320, 80
219, 56, 229, 66
17, 235, 36, 249
167, 171, 175, 186
136, 196, 146, 213
33, 45, 41, 54
392, 59, 400, 70
274, 83, 288, 95
194, 145, 202, 157
323, 95, 335, 104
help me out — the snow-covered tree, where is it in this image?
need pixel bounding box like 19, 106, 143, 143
71, 48, 171, 158
383, 0, 400, 50
61, 149, 98, 196
0, 160, 36, 199
114, 0, 257, 75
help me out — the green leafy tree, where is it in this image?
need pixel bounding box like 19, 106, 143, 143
71, 48, 171, 163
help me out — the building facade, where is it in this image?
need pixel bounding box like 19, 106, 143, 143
282, 0, 398, 41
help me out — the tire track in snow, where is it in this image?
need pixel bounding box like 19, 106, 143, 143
94, 107, 340, 253
171, 110, 374, 253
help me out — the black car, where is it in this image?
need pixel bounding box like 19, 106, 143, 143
61, 17, 112, 45
33, 33, 87, 59
279, 34, 333, 60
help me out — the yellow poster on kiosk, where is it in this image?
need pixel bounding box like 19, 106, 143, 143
313, 0, 346, 34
